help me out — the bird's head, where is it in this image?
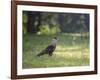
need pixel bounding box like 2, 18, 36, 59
52, 37, 58, 42
50, 37, 58, 46
54, 37, 57, 40
53, 37, 59, 41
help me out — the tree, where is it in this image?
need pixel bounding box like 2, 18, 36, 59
27, 12, 41, 34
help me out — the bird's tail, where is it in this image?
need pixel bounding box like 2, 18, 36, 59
36, 50, 46, 57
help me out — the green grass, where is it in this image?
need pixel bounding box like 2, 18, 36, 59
23, 33, 89, 69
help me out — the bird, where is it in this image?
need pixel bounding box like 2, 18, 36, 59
37, 37, 58, 57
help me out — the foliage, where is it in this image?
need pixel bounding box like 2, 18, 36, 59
39, 24, 61, 35
23, 11, 89, 34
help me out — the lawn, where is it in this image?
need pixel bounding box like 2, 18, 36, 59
22, 33, 89, 69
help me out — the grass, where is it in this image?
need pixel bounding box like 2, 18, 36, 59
23, 33, 89, 69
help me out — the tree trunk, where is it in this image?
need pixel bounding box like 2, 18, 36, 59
27, 12, 41, 34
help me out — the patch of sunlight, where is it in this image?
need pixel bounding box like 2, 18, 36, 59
62, 32, 89, 37
56, 45, 81, 51
54, 48, 89, 60
54, 51, 80, 58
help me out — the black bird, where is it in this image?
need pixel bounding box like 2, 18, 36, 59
37, 37, 58, 57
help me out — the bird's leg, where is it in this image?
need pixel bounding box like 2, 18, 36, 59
48, 52, 53, 56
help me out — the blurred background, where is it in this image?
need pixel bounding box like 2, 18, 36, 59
22, 11, 90, 68
23, 11, 89, 34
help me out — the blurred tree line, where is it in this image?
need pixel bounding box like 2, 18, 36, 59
23, 11, 89, 35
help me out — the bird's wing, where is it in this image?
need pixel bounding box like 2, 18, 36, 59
45, 45, 55, 51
